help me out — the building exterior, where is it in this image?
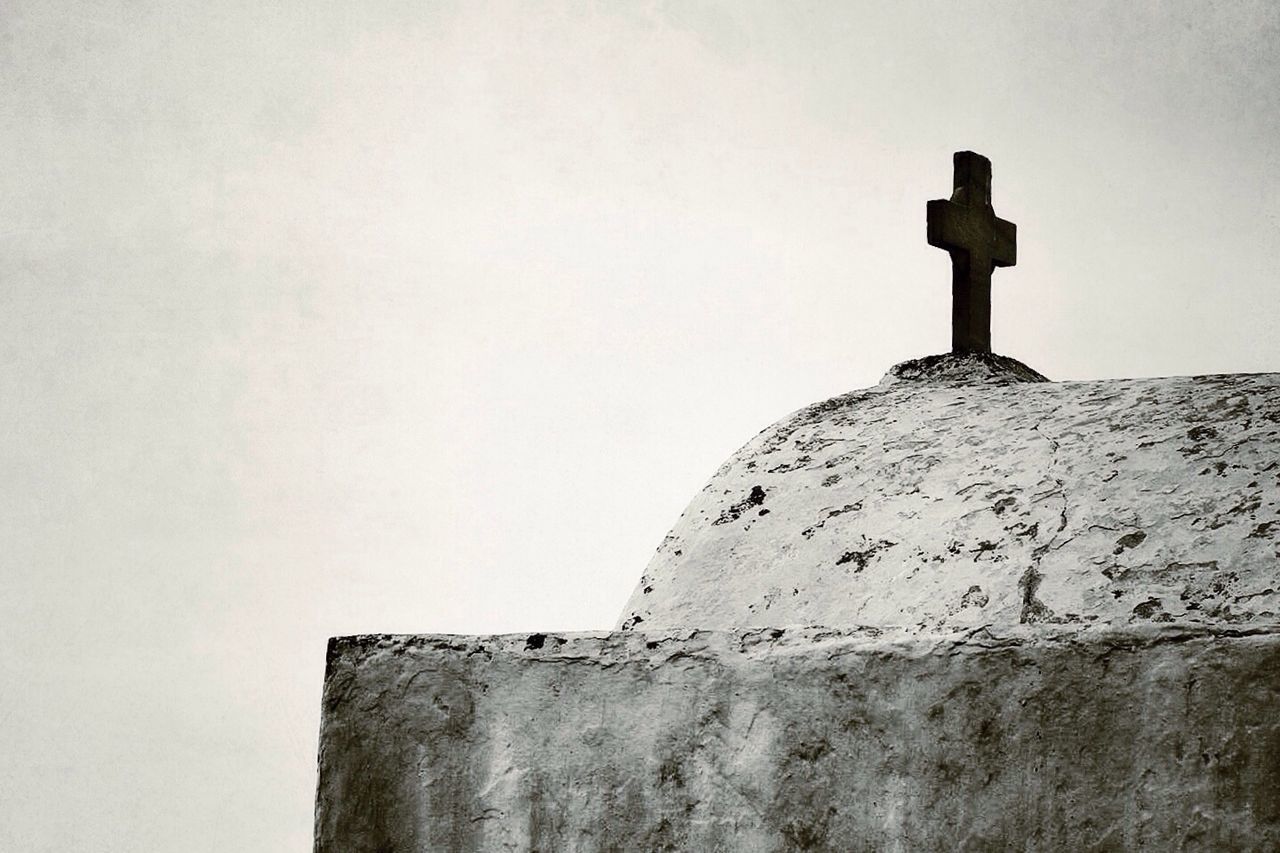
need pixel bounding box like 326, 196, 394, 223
315, 354, 1280, 851
314, 155, 1280, 850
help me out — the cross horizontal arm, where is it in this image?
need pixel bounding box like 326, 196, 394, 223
991, 216, 1016, 267
927, 201, 1016, 267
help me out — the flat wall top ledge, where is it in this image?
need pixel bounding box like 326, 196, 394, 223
326, 621, 1280, 673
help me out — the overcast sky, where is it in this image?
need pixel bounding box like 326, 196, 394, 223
2, 1, 1278, 849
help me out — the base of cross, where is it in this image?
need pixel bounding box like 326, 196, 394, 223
880, 352, 1048, 386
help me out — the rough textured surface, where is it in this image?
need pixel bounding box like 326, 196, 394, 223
315, 626, 1280, 852
883, 351, 1048, 385
618, 359, 1280, 632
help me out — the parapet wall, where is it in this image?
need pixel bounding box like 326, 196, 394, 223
315, 625, 1280, 852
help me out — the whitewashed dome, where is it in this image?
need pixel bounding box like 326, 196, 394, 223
617, 353, 1280, 633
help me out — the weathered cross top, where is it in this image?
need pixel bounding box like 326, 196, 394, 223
927, 151, 1017, 354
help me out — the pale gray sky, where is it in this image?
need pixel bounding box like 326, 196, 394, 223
2, 1, 1278, 849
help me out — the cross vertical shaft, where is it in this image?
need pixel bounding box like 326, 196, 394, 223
926, 151, 1017, 354
949, 251, 992, 355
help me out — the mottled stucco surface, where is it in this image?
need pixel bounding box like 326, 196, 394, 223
315, 626, 1280, 852
618, 359, 1280, 633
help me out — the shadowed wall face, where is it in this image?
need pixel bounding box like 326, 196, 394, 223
316, 628, 1280, 852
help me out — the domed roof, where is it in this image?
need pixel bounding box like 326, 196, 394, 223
617, 353, 1280, 633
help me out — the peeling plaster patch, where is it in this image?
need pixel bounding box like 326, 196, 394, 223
1132, 598, 1170, 621
992, 496, 1018, 516
1019, 567, 1057, 624
836, 539, 896, 572
1114, 531, 1147, 554
1188, 425, 1219, 442
801, 503, 863, 539
1249, 521, 1278, 538
768, 455, 812, 474
713, 486, 767, 526
960, 585, 989, 608
972, 540, 1001, 561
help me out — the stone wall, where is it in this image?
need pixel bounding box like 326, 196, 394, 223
315, 625, 1280, 851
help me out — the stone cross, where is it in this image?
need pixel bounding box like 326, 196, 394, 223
927, 151, 1017, 354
